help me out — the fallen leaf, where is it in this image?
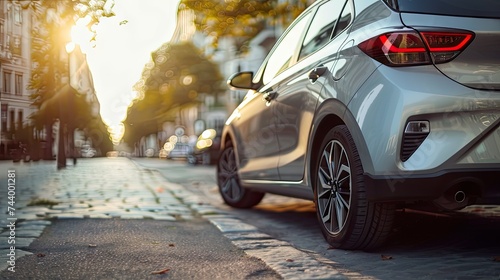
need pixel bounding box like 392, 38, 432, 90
88, 244, 97, 248
169, 243, 175, 247
286, 259, 294, 262
36, 253, 46, 257
381, 255, 393, 260
493, 256, 500, 262
156, 187, 165, 193
151, 268, 171, 275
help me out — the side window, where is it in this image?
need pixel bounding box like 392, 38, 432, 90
299, 0, 347, 59
333, 1, 352, 38
262, 12, 312, 85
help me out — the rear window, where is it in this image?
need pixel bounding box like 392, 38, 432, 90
384, 0, 500, 18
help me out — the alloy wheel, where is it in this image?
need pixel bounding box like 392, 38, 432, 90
218, 147, 242, 202
317, 139, 352, 235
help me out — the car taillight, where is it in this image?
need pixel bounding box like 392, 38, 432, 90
358, 31, 474, 66
420, 32, 473, 63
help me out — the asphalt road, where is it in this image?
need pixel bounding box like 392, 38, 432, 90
0, 218, 281, 280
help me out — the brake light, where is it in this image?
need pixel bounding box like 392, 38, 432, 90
420, 32, 473, 63
358, 31, 474, 66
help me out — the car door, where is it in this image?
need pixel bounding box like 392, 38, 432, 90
236, 10, 314, 181
273, 0, 353, 181
231, 89, 280, 180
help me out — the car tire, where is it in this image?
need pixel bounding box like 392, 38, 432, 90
314, 125, 395, 250
202, 152, 210, 165
187, 155, 197, 165
217, 142, 264, 208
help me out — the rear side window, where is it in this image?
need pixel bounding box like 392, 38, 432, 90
299, 0, 347, 59
333, 2, 352, 38
388, 0, 500, 18
262, 12, 312, 84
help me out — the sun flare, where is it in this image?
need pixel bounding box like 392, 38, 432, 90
70, 17, 94, 53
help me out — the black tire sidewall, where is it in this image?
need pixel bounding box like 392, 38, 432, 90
314, 125, 366, 248
217, 145, 242, 205
217, 144, 264, 208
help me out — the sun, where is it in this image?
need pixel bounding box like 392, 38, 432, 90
70, 17, 94, 53
107, 123, 125, 145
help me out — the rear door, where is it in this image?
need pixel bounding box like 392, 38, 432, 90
274, 0, 352, 181
237, 10, 314, 181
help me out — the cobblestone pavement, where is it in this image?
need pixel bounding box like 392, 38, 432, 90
0, 158, 345, 279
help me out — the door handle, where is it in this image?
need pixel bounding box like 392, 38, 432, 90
308, 66, 328, 83
263, 91, 278, 102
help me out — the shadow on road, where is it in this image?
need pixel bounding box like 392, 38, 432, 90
388, 208, 500, 252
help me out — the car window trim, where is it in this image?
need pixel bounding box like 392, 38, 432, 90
298, 0, 353, 62
252, 9, 316, 87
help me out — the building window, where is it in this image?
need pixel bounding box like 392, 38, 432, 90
17, 110, 23, 130
14, 5, 22, 25
12, 36, 21, 55
1, 104, 7, 135
0, 21, 4, 50
15, 73, 22, 95
5, 34, 10, 50
9, 110, 14, 133
3, 72, 12, 94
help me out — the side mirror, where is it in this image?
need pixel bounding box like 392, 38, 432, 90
227, 72, 254, 90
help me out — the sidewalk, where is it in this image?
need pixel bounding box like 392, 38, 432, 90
0, 158, 217, 274
0, 158, 199, 221
0, 158, 345, 280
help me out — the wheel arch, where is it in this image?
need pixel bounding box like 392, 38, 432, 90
307, 99, 374, 192
220, 125, 234, 149
219, 125, 243, 169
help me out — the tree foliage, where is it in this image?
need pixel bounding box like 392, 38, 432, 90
124, 42, 224, 145
180, 0, 308, 52
24, 0, 114, 158
28, 0, 114, 129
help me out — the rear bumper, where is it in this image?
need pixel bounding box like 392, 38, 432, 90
365, 167, 500, 205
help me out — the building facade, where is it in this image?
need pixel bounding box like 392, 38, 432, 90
0, 1, 35, 158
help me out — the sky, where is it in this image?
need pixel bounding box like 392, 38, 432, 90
82, 0, 181, 142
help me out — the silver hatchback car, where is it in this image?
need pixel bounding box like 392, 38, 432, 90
217, 0, 500, 250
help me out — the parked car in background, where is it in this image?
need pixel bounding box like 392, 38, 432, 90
166, 142, 190, 159
217, 0, 500, 250
161, 135, 191, 160
188, 129, 221, 165
81, 145, 96, 158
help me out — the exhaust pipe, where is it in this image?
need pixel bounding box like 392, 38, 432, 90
434, 188, 470, 210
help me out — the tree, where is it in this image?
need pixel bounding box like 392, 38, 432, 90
83, 115, 114, 157
180, 0, 308, 52
26, 0, 114, 159
124, 42, 224, 146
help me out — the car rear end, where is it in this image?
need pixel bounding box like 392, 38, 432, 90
347, 0, 500, 208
